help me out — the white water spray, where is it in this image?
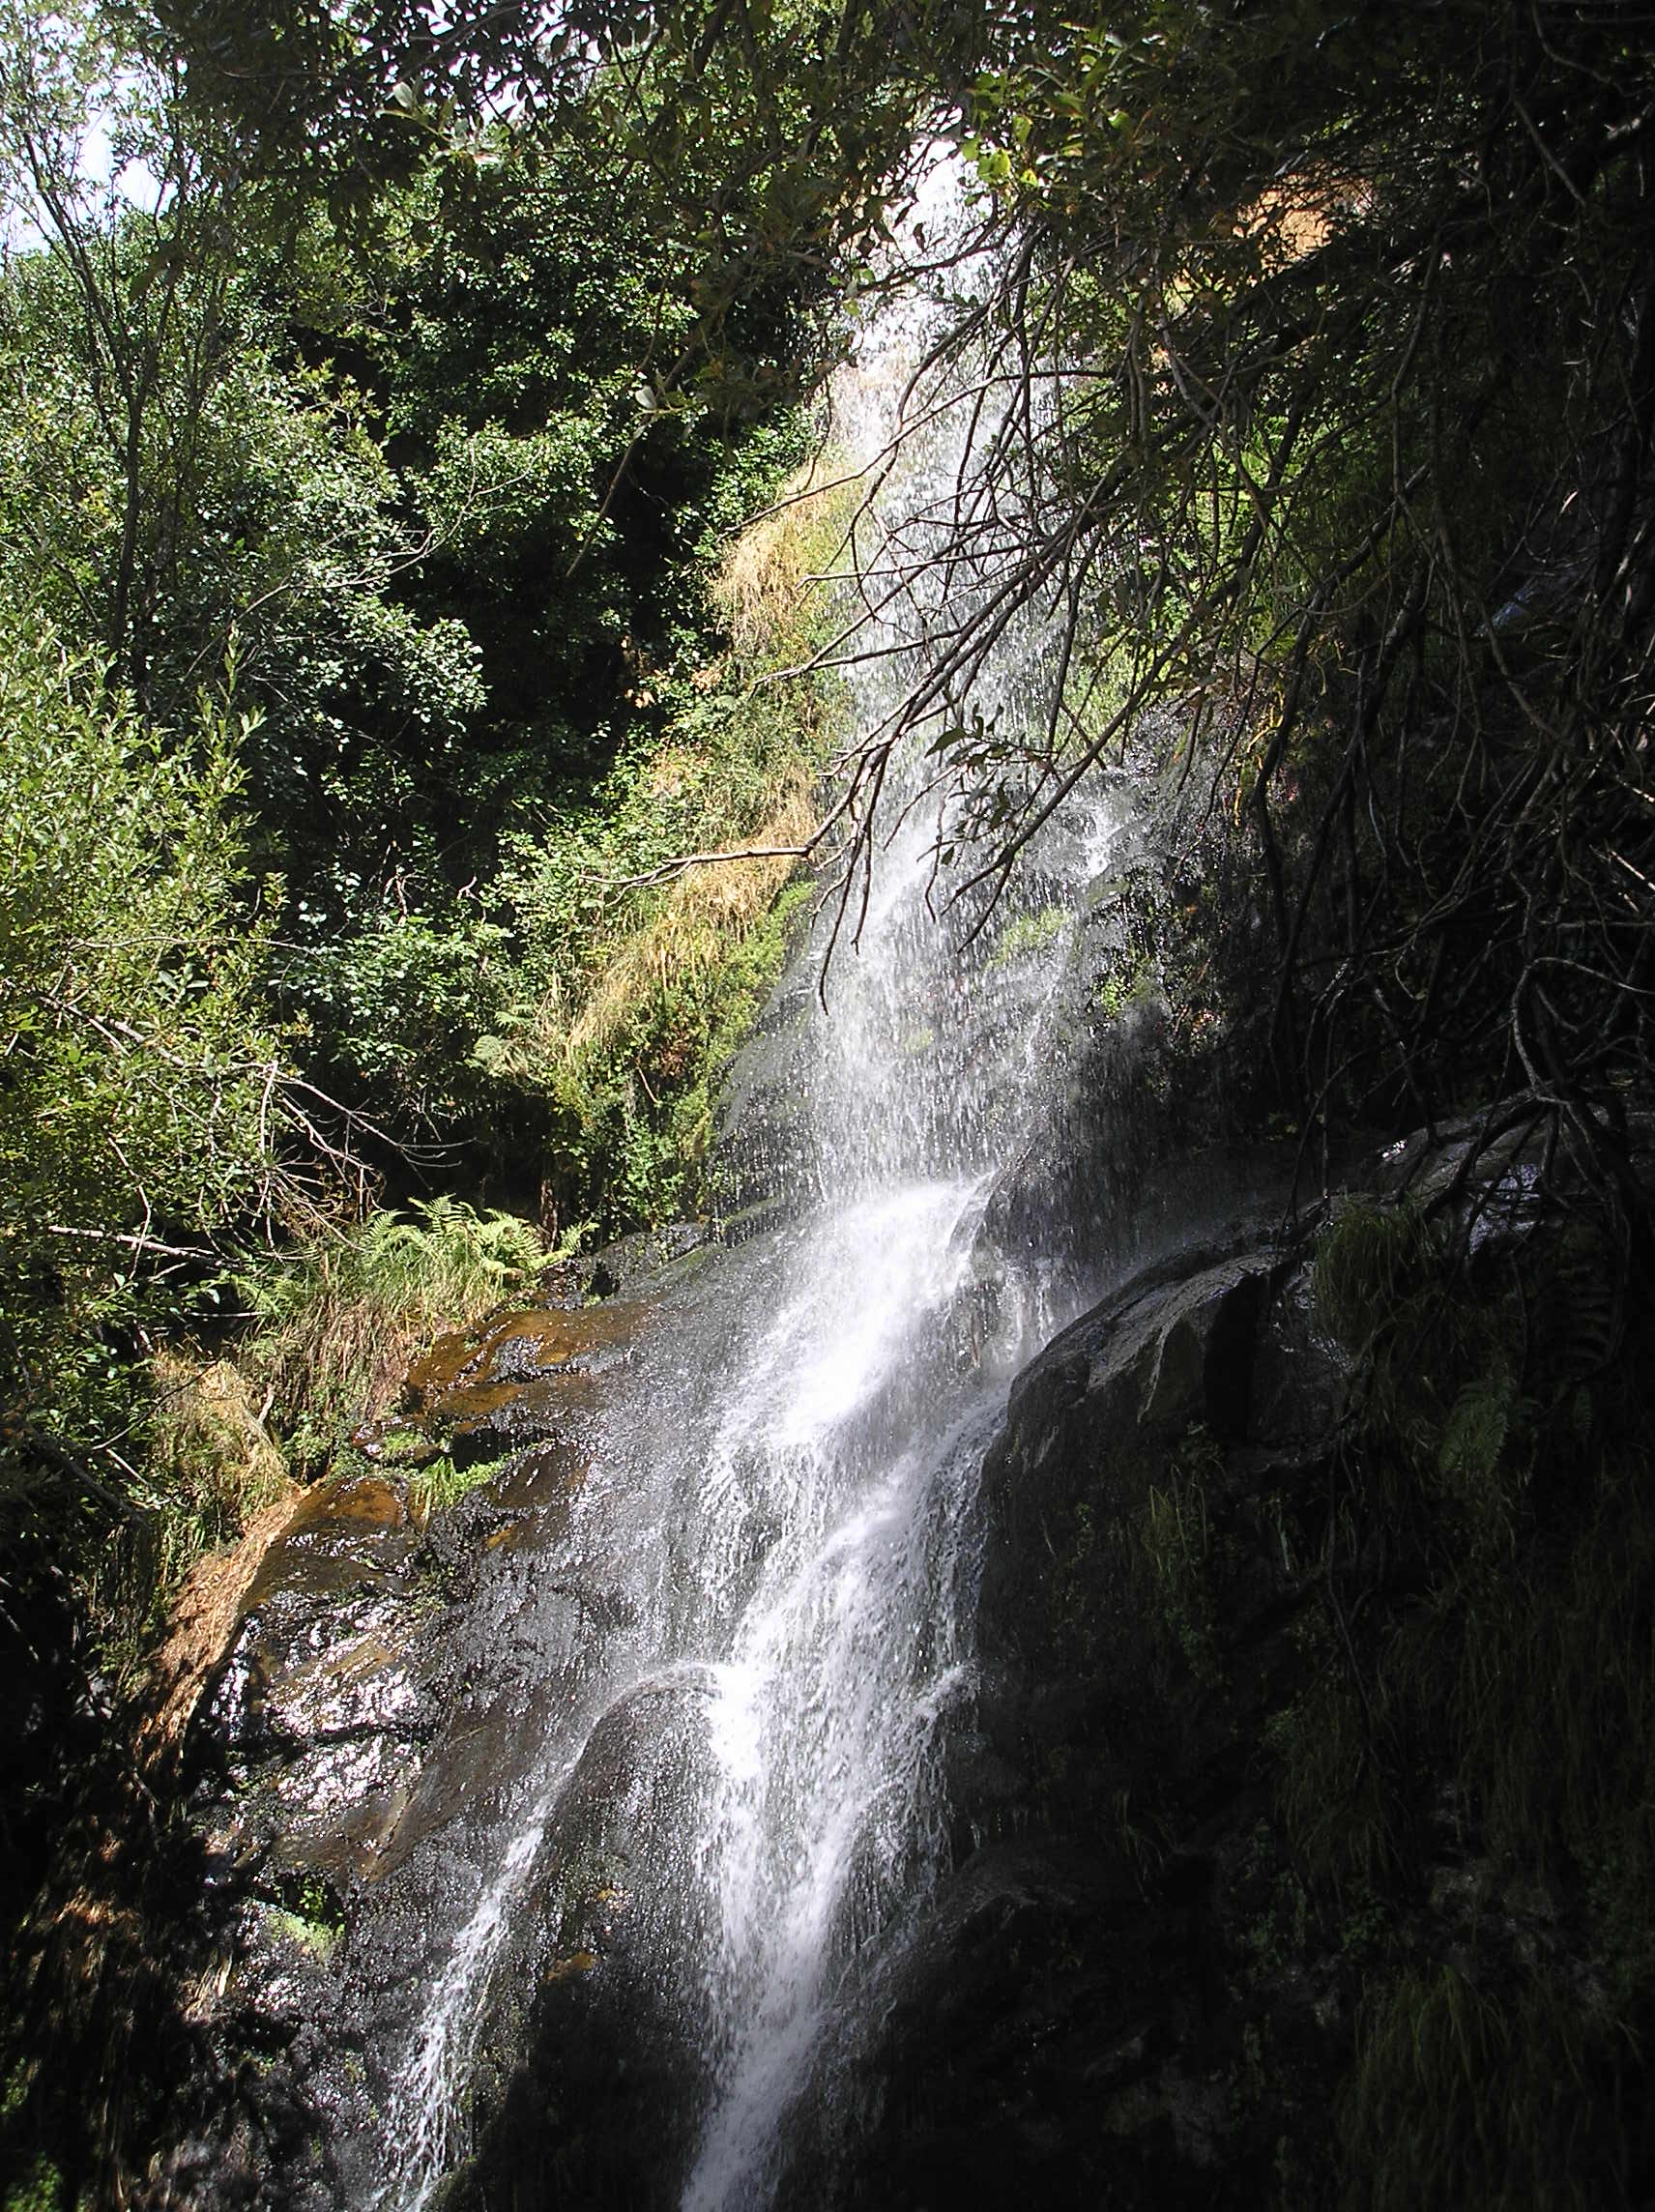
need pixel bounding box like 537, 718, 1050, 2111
384, 180, 1126, 2212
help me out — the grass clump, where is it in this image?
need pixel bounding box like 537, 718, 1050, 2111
407, 1452, 496, 1524
1339, 1964, 1626, 2212
141, 1353, 289, 1569
1312, 1201, 1440, 1353
239, 1197, 547, 1474
1433, 1446, 1655, 1961
88, 1350, 298, 1690
263, 1904, 342, 1964
1312, 1198, 1536, 1542
1132, 1428, 1224, 1689
262, 1872, 347, 1962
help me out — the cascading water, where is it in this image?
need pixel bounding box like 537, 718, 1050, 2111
381, 209, 1131, 2212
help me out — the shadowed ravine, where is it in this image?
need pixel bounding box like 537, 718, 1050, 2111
143, 207, 1645, 2212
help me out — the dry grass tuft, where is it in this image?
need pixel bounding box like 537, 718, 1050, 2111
716, 451, 856, 661
489, 444, 854, 1227
145, 1351, 290, 1554
89, 1349, 298, 1699
561, 774, 817, 1068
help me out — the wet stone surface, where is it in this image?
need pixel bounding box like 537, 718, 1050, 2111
155, 1282, 665, 2211
391, 1295, 653, 1467
767, 1222, 1354, 2210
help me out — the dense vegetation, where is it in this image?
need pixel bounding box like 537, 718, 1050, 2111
0, 0, 853, 1677
1, 0, 1652, 2200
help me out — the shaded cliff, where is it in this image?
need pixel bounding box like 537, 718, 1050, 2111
24, 1104, 1636, 2212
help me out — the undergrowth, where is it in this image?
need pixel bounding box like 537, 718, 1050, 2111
73, 1196, 550, 1692
236, 1197, 547, 1477
1289, 1195, 1655, 2208
89, 1352, 297, 1688
488, 452, 856, 1236
1340, 1964, 1628, 2212
1132, 1426, 1224, 1690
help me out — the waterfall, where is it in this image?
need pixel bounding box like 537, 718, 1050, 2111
383, 204, 1128, 2212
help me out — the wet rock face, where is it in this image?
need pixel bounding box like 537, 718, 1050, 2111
792, 1224, 1357, 2209
794, 1125, 1655, 2211
973, 1241, 1292, 1716
186, 1278, 651, 1896
190, 1470, 443, 1887
149, 1123, 1616, 2212
438, 1677, 728, 2212
397, 1294, 651, 1466
711, 968, 825, 1238
163, 1204, 1348, 2212
156, 1289, 660, 2212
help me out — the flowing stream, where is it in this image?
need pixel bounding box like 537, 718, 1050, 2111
383, 231, 1130, 2212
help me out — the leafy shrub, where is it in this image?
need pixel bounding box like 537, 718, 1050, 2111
0, 610, 281, 1465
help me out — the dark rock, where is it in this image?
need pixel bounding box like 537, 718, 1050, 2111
975, 1239, 1281, 1683
574, 1219, 710, 1298
813, 1221, 1360, 2208
1248, 1261, 1350, 1446
402, 1298, 648, 1466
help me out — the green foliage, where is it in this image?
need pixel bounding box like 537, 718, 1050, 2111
1, 1, 828, 1194
147, 0, 913, 416
254, 164, 832, 1177
0, 240, 484, 754
1313, 1204, 1444, 1359
988, 904, 1067, 971
478, 463, 852, 1232
0, 0, 840, 1748
0, 609, 280, 1446
407, 1451, 494, 1524
0, 3, 485, 784
1420, 1443, 1655, 1958
1091, 950, 1155, 1026
263, 1872, 345, 1960
144, 0, 1655, 1183
291, 902, 509, 1138
239, 1198, 547, 1470
2, 2153, 65, 2212
1312, 1199, 1535, 1546
1265, 1627, 1399, 1899
130, 1352, 290, 1614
